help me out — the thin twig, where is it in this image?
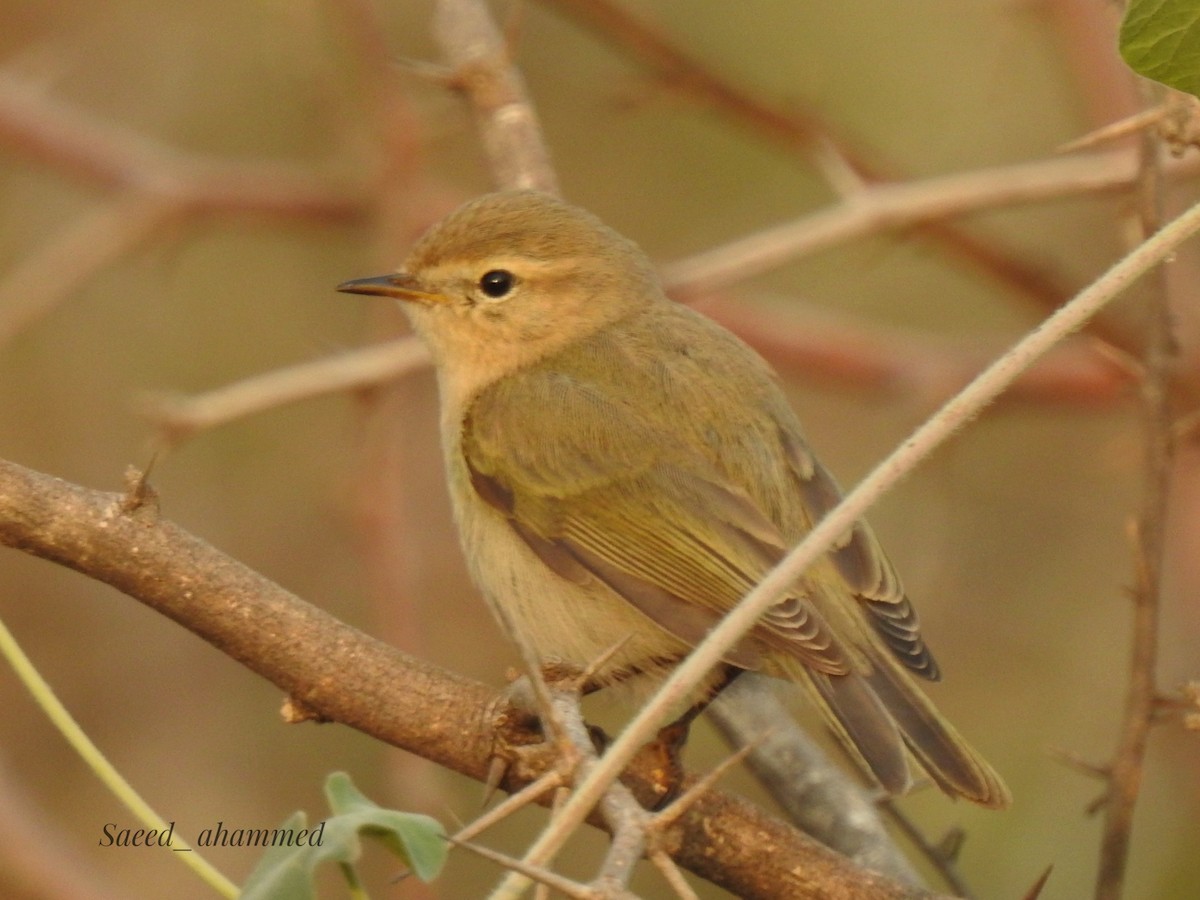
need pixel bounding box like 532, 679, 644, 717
646, 850, 701, 900
661, 149, 1200, 397
1057, 106, 1170, 154
660, 150, 1157, 296
454, 837, 605, 899
453, 771, 567, 846
433, 0, 558, 194
534, 0, 872, 172
0, 615, 238, 897
140, 337, 431, 443
697, 294, 1135, 409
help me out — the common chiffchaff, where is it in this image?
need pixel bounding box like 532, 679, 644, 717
339, 190, 1009, 808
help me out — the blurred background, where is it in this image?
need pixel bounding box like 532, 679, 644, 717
1, 0, 1198, 897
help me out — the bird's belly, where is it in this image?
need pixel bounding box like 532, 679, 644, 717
452, 490, 690, 685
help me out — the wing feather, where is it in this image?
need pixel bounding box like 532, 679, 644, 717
777, 425, 940, 680
463, 363, 852, 676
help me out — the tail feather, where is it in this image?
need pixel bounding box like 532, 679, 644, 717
780, 649, 1010, 809
864, 649, 1011, 809
806, 670, 911, 795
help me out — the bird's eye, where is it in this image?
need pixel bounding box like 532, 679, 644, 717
478, 269, 516, 299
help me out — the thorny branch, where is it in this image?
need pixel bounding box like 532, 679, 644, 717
1093, 85, 1176, 900
0, 457, 930, 900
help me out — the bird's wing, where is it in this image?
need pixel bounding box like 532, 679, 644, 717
461, 366, 852, 677
777, 427, 940, 680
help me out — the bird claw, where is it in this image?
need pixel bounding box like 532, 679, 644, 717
478, 680, 557, 807
629, 720, 692, 810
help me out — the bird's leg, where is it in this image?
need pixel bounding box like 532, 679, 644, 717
481, 658, 602, 805
486, 657, 745, 809
639, 665, 744, 809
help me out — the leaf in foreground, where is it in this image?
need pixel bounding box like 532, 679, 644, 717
239, 772, 447, 899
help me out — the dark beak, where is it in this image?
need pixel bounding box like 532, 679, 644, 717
336, 273, 447, 305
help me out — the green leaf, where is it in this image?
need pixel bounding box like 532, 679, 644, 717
319, 771, 447, 882
238, 813, 319, 900
239, 773, 447, 900
1120, 0, 1200, 98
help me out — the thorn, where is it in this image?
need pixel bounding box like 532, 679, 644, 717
280, 695, 328, 724
1056, 106, 1169, 154
446, 835, 593, 897
1084, 789, 1110, 818
576, 634, 634, 692
933, 826, 966, 864
1019, 864, 1055, 900
1048, 746, 1110, 781
120, 460, 159, 514
482, 756, 508, 808
385, 866, 412, 885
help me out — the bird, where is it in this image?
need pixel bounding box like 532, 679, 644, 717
338, 189, 1010, 808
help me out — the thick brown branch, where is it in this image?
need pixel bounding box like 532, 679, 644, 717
0, 457, 931, 900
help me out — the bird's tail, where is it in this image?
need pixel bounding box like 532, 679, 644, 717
794, 650, 1011, 809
